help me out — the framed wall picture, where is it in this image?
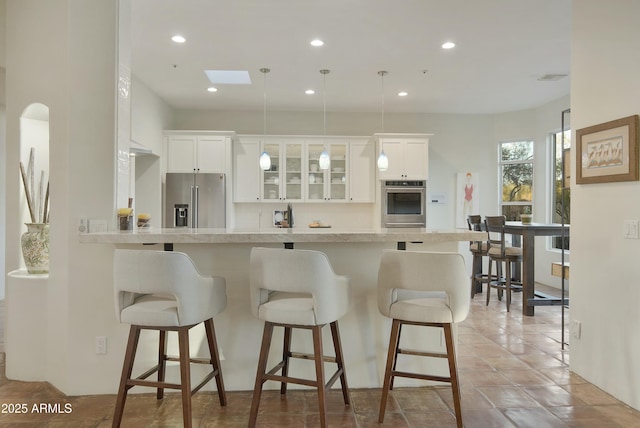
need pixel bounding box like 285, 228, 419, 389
576, 115, 639, 184
455, 172, 480, 228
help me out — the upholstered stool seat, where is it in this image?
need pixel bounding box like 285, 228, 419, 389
112, 249, 227, 428
377, 250, 470, 428
249, 247, 351, 428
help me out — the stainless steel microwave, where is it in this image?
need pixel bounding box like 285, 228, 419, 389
381, 180, 426, 228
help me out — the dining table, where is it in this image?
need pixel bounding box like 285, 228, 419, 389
503, 221, 569, 316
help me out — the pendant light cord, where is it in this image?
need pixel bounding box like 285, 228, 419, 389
320, 69, 330, 138
260, 68, 270, 138
379, 70, 387, 134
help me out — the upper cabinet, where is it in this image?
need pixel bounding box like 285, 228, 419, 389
233, 136, 261, 202
349, 138, 376, 202
233, 135, 376, 203
306, 140, 348, 202
261, 139, 304, 202
166, 132, 231, 173
376, 133, 431, 180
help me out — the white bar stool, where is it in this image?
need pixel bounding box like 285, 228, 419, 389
248, 247, 351, 428
112, 249, 227, 428
377, 250, 470, 428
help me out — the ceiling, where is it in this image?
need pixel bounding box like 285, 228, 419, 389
130, 0, 571, 115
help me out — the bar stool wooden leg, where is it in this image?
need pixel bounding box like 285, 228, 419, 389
249, 322, 274, 428
178, 328, 192, 428
506, 260, 513, 312
330, 321, 350, 405
312, 325, 328, 428
486, 258, 494, 306
389, 322, 402, 391
281, 326, 292, 395
157, 330, 167, 399
379, 319, 401, 423
443, 323, 463, 428
113, 326, 141, 428
204, 318, 227, 406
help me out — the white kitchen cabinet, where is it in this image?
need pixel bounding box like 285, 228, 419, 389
349, 139, 376, 202
233, 135, 377, 204
306, 141, 348, 202
166, 134, 227, 173
233, 137, 261, 202
261, 139, 304, 202
377, 134, 430, 180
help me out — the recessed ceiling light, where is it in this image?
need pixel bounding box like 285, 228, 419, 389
172, 35, 186, 43
310, 39, 324, 47
204, 70, 252, 85
442, 41, 455, 49
305, 89, 315, 95
398, 91, 408, 97
207, 87, 218, 93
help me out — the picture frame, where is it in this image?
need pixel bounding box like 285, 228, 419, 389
576, 115, 639, 184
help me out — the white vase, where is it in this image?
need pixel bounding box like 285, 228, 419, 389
21, 223, 50, 274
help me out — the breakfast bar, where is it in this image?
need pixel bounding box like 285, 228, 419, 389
75, 227, 485, 392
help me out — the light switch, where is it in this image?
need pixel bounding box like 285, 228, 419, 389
624, 219, 639, 239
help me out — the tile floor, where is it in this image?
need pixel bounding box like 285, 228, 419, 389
1, 288, 640, 427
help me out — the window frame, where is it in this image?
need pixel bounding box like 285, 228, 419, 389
498, 140, 534, 220
550, 130, 571, 251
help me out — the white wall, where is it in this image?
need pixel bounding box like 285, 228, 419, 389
131, 75, 173, 155
6, 0, 119, 394
130, 75, 174, 227
570, 0, 640, 410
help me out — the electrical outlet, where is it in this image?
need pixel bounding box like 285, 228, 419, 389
571, 320, 581, 340
95, 336, 107, 354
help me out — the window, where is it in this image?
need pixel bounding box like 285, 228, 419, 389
552, 130, 571, 250
499, 140, 533, 220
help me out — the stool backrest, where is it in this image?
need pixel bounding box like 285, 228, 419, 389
377, 250, 470, 323
250, 247, 348, 324
467, 215, 482, 231
484, 215, 507, 257
467, 214, 485, 248
114, 249, 222, 325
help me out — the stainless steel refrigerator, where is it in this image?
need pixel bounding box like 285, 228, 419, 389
164, 173, 226, 228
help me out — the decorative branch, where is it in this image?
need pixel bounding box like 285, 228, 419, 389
43, 180, 50, 224
19, 161, 36, 223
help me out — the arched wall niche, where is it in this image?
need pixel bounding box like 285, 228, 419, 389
18, 103, 50, 266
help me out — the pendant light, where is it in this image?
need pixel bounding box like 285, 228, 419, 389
318, 69, 331, 171
377, 70, 389, 172
259, 68, 272, 171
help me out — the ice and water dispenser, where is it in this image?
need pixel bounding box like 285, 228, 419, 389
174, 204, 189, 227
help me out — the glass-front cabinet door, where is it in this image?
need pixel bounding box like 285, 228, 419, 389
306, 143, 326, 201
261, 140, 304, 201
283, 141, 303, 201
261, 142, 281, 201
306, 141, 348, 201
328, 142, 348, 201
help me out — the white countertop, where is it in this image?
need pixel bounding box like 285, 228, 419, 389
78, 227, 486, 245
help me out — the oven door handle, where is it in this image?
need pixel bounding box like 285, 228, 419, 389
384, 222, 426, 227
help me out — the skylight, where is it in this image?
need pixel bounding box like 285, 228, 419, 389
204, 70, 252, 85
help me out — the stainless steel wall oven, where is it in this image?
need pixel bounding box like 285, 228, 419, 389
381, 180, 426, 228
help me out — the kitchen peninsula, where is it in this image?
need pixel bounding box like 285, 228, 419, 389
78, 226, 483, 246
74, 227, 486, 392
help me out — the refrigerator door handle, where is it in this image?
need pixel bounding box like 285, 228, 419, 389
192, 185, 199, 228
